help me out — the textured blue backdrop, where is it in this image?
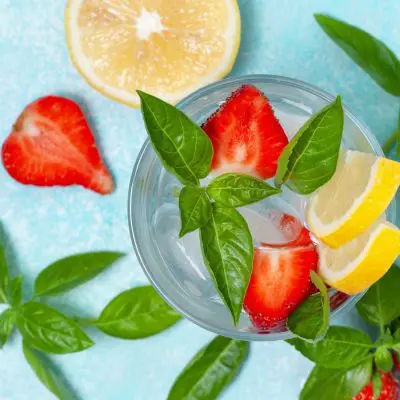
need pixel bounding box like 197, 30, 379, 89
0, 0, 399, 399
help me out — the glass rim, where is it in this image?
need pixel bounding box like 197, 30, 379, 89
128, 74, 387, 341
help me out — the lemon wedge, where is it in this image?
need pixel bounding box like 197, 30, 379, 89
65, 0, 241, 107
306, 150, 400, 248
317, 221, 400, 294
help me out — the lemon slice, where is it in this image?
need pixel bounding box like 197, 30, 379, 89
318, 221, 400, 294
306, 150, 400, 248
65, 0, 241, 107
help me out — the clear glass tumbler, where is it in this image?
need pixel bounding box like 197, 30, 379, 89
128, 75, 396, 341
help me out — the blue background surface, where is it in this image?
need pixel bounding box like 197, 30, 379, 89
0, 0, 399, 399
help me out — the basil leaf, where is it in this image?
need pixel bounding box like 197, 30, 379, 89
23, 342, 74, 400
200, 204, 253, 325
95, 286, 181, 339
16, 302, 93, 354
315, 14, 400, 97
374, 346, 393, 372
0, 308, 16, 348
8, 275, 23, 307
168, 336, 250, 400
34, 252, 125, 298
372, 370, 382, 400
0, 243, 9, 304
206, 173, 281, 207
287, 272, 329, 340
356, 266, 400, 329
275, 97, 344, 194
288, 326, 373, 369
300, 357, 373, 400
179, 187, 212, 238
138, 90, 213, 186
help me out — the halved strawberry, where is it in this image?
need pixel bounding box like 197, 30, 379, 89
202, 85, 288, 178
2, 96, 113, 195
244, 243, 319, 329
353, 372, 398, 400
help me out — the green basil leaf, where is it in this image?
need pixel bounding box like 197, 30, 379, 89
287, 272, 329, 340
206, 173, 281, 207
179, 187, 212, 238
356, 266, 400, 329
288, 326, 373, 369
315, 14, 400, 97
8, 275, 23, 307
23, 342, 74, 400
34, 252, 125, 298
372, 370, 382, 400
300, 357, 373, 400
275, 96, 344, 194
138, 90, 213, 186
95, 286, 181, 339
200, 204, 253, 325
168, 336, 250, 400
0, 243, 9, 304
0, 308, 16, 348
374, 346, 393, 372
16, 302, 93, 354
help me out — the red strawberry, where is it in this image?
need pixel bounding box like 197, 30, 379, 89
353, 372, 398, 400
244, 243, 319, 329
2, 96, 113, 194
262, 212, 313, 248
330, 291, 350, 310
202, 85, 288, 179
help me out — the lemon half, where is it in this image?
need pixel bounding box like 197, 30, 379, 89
65, 0, 241, 107
318, 221, 400, 294
307, 150, 400, 248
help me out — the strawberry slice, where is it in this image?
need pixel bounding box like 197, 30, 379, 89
202, 85, 288, 178
2, 96, 113, 195
244, 243, 319, 329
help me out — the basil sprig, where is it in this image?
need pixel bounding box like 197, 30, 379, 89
292, 264, 400, 400
0, 241, 184, 399
139, 93, 261, 325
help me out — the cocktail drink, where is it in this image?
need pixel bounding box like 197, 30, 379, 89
129, 75, 398, 341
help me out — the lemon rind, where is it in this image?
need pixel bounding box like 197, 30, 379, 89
318, 222, 400, 295
307, 152, 400, 248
